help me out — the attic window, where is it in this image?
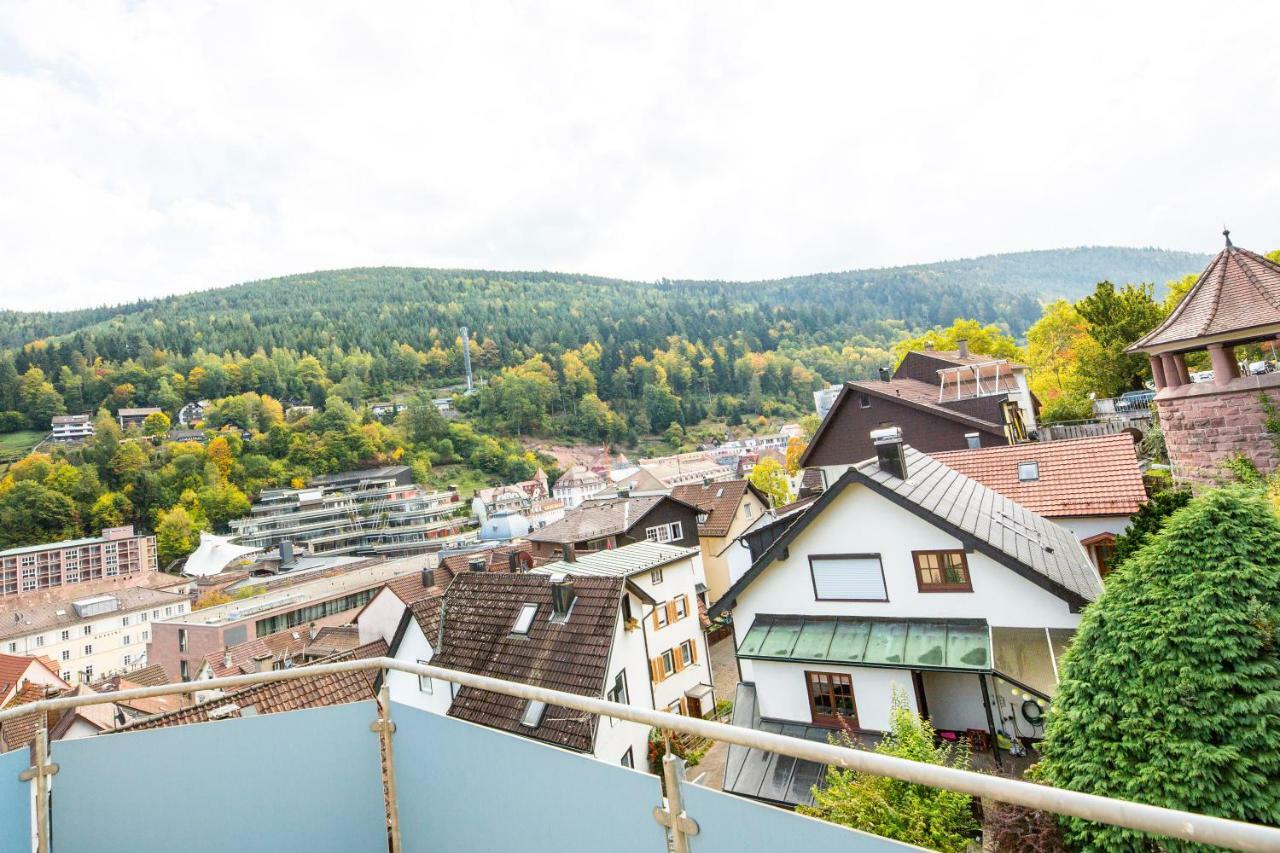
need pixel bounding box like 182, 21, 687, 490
512, 603, 538, 635
1017, 461, 1040, 482
859, 394, 871, 409
696, 513, 709, 524
520, 700, 546, 728
715, 488, 724, 498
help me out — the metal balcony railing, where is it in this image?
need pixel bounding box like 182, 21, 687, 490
2, 658, 1278, 852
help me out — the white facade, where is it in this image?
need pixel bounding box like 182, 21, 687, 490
626, 555, 712, 717
730, 480, 1087, 735
51, 414, 95, 441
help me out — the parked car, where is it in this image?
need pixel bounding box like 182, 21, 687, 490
1248, 360, 1271, 376
1118, 389, 1156, 409
1190, 370, 1214, 383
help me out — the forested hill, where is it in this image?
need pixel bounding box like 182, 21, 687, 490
0, 246, 1207, 356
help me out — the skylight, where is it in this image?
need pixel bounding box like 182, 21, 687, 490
512, 603, 537, 635
520, 700, 546, 728
1017, 461, 1040, 482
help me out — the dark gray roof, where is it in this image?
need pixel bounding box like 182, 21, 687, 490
711, 446, 1100, 617
524, 495, 667, 544
722, 683, 830, 807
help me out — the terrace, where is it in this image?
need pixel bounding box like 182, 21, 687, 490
1, 659, 1276, 852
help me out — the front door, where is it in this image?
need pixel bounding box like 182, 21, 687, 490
806, 671, 857, 729
686, 695, 703, 719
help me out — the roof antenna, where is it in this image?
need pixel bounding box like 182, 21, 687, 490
1223, 227, 1232, 248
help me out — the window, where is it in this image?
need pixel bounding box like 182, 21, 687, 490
141, 630, 149, 642
859, 393, 871, 409
650, 568, 663, 585
83, 645, 92, 655
661, 650, 676, 678
62, 671, 70, 682
645, 522, 683, 543
674, 596, 688, 621
5, 642, 14, 654
679, 639, 694, 667
122, 635, 131, 645
511, 603, 538, 635
164, 607, 173, 617
912, 550, 972, 592
965, 432, 981, 450
60, 630, 69, 641
122, 616, 130, 627
35, 635, 44, 648
620, 748, 634, 768
82, 665, 93, 681
696, 513, 709, 524
178, 629, 188, 653
417, 660, 433, 693
809, 555, 887, 601
1093, 542, 1118, 577
141, 612, 149, 622
1017, 461, 1040, 482
179, 660, 189, 682
519, 700, 546, 728
84, 625, 92, 636
667, 699, 683, 714
177, 604, 186, 614
806, 671, 857, 728
61, 650, 70, 661
744, 503, 753, 519
654, 603, 669, 629
607, 671, 629, 705
123, 655, 132, 667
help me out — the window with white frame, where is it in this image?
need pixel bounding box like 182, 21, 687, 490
61, 650, 70, 661
60, 630, 69, 641
655, 603, 669, 629
83, 645, 92, 655
644, 522, 683, 543
679, 639, 694, 667
650, 568, 663, 585
674, 596, 688, 620
417, 660, 433, 693
35, 635, 44, 647
661, 650, 676, 678
809, 554, 888, 601
84, 625, 92, 636
122, 635, 131, 645
123, 655, 131, 666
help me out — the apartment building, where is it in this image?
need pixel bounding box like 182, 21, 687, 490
50, 413, 95, 442
149, 554, 428, 682
228, 466, 467, 557
0, 586, 192, 684
117, 407, 162, 430
0, 526, 158, 601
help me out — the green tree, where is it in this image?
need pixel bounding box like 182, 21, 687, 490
1037, 487, 1280, 850
1111, 485, 1191, 569
142, 411, 171, 436
892, 318, 1023, 365
400, 389, 449, 445
799, 690, 978, 852
89, 491, 134, 530
0, 480, 80, 548
1025, 299, 1097, 419
1074, 280, 1163, 396
155, 504, 202, 566
748, 457, 793, 508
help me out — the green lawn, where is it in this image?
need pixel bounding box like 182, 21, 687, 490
0, 430, 45, 470
423, 464, 497, 500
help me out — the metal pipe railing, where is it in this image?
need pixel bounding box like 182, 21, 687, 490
4, 656, 1279, 852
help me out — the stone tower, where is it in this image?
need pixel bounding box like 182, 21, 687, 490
1126, 232, 1280, 482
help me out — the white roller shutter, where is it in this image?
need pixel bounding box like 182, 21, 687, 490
811, 556, 887, 601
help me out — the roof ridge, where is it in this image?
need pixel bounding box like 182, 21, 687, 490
1229, 248, 1280, 315
1139, 249, 1226, 347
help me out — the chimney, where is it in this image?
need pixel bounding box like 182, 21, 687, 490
923, 341, 934, 351
468, 556, 487, 573
878, 367, 891, 382
222, 648, 232, 670
421, 567, 435, 588
870, 427, 907, 480
550, 576, 576, 621
279, 540, 295, 568
617, 487, 631, 499
956, 339, 970, 358
507, 551, 522, 573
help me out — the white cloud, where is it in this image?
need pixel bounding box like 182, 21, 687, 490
1, 1, 1278, 310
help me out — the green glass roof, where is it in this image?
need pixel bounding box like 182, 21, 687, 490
738, 616, 990, 672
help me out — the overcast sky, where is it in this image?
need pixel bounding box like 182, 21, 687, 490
2, 2, 1278, 311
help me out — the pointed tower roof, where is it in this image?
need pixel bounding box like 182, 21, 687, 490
1128, 232, 1280, 354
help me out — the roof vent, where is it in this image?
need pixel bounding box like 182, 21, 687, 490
550, 577, 576, 622
878, 367, 891, 382
957, 339, 970, 358
222, 648, 232, 669
468, 557, 487, 573
1017, 461, 1040, 482
421, 567, 435, 588
519, 699, 546, 728
870, 427, 907, 480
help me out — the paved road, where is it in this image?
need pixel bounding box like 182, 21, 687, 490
687, 634, 740, 788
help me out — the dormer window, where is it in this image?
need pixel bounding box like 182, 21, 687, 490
520, 700, 546, 728
1017, 461, 1040, 482
696, 513, 709, 524
512, 603, 538, 635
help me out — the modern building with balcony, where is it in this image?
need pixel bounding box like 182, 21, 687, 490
228, 466, 468, 557
0, 526, 158, 603
49, 414, 94, 442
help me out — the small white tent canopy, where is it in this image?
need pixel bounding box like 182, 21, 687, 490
183, 533, 261, 577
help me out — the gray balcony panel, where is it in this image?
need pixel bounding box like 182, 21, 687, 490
0, 746, 30, 851
50, 701, 386, 852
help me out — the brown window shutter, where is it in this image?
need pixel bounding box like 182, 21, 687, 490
650, 656, 664, 682
690, 641, 698, 664
679, 697, 688, 715
652, 608, 661, 631
673, 650, 684, 673
682, 594, 690, 619
666, 601, 677, 624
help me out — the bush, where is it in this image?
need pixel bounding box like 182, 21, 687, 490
984, 801, 1068, 853
1037, 487, 1280, 850
798, 690, 979, 852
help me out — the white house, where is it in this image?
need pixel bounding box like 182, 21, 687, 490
534, 541, 714, 719
50, 414, 95, 442
710, 428, 1101, 804
551, 467, 607, 509
385, 571, 654, 768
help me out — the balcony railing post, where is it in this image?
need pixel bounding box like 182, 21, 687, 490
371, 681, 402, 853
653, 749, 699, 853
18, 718, 58, 853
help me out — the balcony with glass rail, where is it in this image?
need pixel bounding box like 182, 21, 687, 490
1, 658, 1276, 853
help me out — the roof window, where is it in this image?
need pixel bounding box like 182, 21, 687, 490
512, 603, 538, 635
520, 700, 546, 728
1017, 461, 1040, 482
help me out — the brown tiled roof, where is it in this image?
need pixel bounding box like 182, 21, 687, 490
437, 543, 536, 581
917, 349, 1028, 370
306, 626, 361, 657
525, 495, 668, 544
772, 494, 820, 516
0, 682, 60, 752
432, 573, 623, 752
202, 626, 315, 678
408, 594, 446, 645
931, 434, 1146, 518
671, 480, 760, 536
91, 663, 171, 691
800, 467, 825, 495
1130, 243, 1280, 351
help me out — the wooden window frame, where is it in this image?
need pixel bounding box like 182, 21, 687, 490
807, 553, 889, 602
805, 670, 857, 729
912, 549, 973, 593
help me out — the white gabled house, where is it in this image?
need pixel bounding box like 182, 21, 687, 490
534, 541, 714, 720
383, 570, 656, 768
710, 428, 1101, 803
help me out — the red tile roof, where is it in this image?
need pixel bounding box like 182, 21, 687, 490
1130, 242, 1280, 351
931, 434, 1146, 518
431, 573, 623, 752
671, 480, 762, 536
